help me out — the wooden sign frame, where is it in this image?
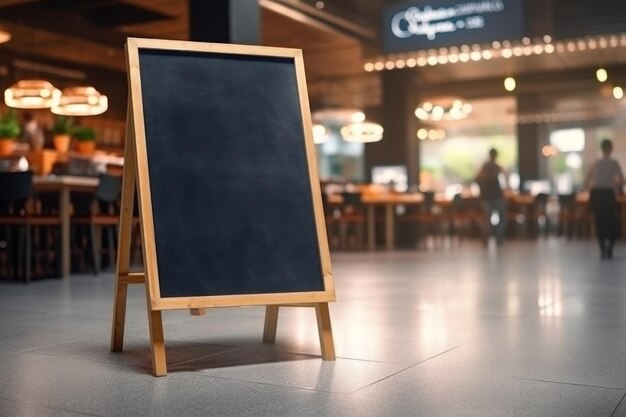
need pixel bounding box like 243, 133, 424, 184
111, 38, 336, 376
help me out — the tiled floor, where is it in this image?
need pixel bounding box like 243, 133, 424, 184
1, 239, 626, 416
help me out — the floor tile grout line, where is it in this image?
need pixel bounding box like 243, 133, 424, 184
0, 335, 105, 358
506, 375, 626, 392
610, 391, 626, 417
348, 345, 460, 394
182, 371, 346, 395
168, 346, 243, 367
12, 349, 158, 373
0, 394, 104, 417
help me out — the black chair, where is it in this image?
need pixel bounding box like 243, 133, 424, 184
449, 194, 484, 241
72, 173, 122, 274
557, 193, 588, 238
527, 193, 549, 238
0, 171, 61, 282
396, 192, 444, 249
337, 191, 366, 250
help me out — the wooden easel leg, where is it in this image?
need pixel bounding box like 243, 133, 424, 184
263, 305, 280, 343
147, 309, 167, 376
111, 101, 136, 353
315, 302, 335, 360
111, 282, 128, 352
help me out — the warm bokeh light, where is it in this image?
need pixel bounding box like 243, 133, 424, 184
504, 77, 516, 92
312, 124, 327, 144
416, 128, 445, 141
541, 145, 558, 157
340, 122, 383, 143
350, 111, 366, 123
415, 97, 472, 121
596, 68, 608, 82
613, 86, 624, 100
0, 29, 10, 44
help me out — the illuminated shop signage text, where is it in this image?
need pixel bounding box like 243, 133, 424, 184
383, 0, 524, 53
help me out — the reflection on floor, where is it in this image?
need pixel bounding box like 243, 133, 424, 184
1, 239, 626, 416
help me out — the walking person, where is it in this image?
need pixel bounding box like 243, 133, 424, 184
584, 139, 624, 259
476, 148, 508, 246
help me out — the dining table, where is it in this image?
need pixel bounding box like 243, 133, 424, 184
33, 175, 100, 278
329, 192, 450, 251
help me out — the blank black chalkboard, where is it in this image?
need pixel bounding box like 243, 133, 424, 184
136, 47, 325, 298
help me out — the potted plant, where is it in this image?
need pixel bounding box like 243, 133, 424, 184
71, 126, 97, 154
0, 109, 20, 155
51, 115, 73, 153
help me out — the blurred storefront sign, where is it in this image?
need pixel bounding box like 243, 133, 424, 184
382, 0, 525, 53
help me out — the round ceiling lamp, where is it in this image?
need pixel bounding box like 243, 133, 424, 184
4, 80, 61, 109
340, 122, 384, 143
51, 86, 108, 116
414, 97, 473, 121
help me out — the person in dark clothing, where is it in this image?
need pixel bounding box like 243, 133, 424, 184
476, 148, 508, 245
584, 139, 624, 259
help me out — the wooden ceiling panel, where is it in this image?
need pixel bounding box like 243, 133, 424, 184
2, 0, 626, 113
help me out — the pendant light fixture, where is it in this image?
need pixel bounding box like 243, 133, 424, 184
340, 122, 384, 143
414, 97, 473, 121
51, 86, 108, 116
4, 80, 61, 109
312, 108, 383, 143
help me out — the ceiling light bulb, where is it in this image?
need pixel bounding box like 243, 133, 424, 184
613, 86, 624, 100
504, 77, 516, 92
415, 97, 472, 121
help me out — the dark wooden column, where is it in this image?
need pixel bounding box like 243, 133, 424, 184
516, 95, 542, 188
188, 0, 260, 44
365, 69, 419, 185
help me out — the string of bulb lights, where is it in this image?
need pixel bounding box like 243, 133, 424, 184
363, 33, 626, 72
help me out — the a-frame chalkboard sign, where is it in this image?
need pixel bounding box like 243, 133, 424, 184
111, 38, 336, 376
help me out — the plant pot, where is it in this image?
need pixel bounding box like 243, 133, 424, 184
53, 134, 71, 153
75, 141, 96, 154
0, 138, 15, 156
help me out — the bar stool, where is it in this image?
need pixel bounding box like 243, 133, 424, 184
72, 173, 122, 274
0, 171, 61, 283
